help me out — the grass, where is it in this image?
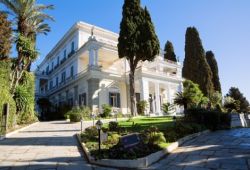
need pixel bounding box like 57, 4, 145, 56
110, 116, 174, 132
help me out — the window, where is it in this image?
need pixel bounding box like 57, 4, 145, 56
64, 49, 67, 58
52, 62, 54, 70
68, 98, 73, 108
109, 92, 120, 108
56, 77, 58, 86
71, 41, 75, 52
79, 93, 86, 106
61, 71, 66, 83
135, 93, 140, 103
70, 66, 74, 77
57, 56, 59, 65
46, 66, 49, 75
49, 80, 53, 89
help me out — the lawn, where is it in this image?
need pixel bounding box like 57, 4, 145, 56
108, 116, 174, 132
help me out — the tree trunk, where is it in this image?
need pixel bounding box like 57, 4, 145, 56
129, 68, 137, 117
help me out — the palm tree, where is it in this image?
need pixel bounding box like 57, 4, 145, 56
0, 0, 54, 92
0, 0, 54, 36
174, 92, 189, 114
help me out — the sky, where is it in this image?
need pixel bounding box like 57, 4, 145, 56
1, 0, 250, 100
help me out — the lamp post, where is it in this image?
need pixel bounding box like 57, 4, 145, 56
95, 119, 103, 154
80, 119, 83, 132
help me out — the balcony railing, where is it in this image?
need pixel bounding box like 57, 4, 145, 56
137, 66, 180, 79
47, 68, 88, 95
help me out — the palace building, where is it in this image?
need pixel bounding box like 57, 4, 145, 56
35, 21, 183, 116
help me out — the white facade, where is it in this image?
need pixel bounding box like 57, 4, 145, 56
35, 21, 183, 116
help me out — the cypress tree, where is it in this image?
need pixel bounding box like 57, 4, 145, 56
118, 0, 160, 116
226, 87, 249, 112
164, 40, 177, 62
182, 27, 214, 96
0, 11, 12, 60
206, 51, 221, 93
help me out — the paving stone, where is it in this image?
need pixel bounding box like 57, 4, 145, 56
183, 166, 210, 170
0, 120, 116, 170
148, 128, 250, 170
200, 150, 215, 156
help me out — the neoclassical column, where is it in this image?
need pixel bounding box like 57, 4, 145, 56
140, 78, 149, 114
88, 48, 95, 66
154, 82, 161, 114
167, 83, 171, 103
88, 47, 99, 67
140, 78, 149, 101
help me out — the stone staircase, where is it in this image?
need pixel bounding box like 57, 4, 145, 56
231, 113, 250, 128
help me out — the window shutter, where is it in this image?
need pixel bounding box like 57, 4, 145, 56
117, 93, 121, 108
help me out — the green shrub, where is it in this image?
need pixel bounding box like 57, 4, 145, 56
15, 72, 37, 124
101, 104, 112, 118
104, 133, 120, 146
0, 61, 17, 132
137, 100, 148, 115
69, 112, 82, 122
164, 130, 179, 142
162, 103, 174, 115
186, 108, 221, 130
85, 126, 98, 137
64, 106, 91, 121
149, 132, 166, 145
219, 113, 231, 129
164, 121, 205, 142
108, 121, 119, 131
80, 106, 91, 118
116, 112, 123, 118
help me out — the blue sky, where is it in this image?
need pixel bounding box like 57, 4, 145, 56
1, 0, 250, 100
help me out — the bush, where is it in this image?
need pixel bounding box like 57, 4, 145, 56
103, 133, 120, 146
101, 104, 112, 118
69, 112, 82, 122
137, 100, 148, 115
164, 121, 205, 142
80, 106, 91, 118
142, 126, 166, 145
85, 126, 98, 137
108, 121, 119, 131
186, 108, 222, 130
0, 61, 18, 132
164, 130, 179, 142
149, 132, 166, 145
116, 112, 123, 118
64, 106, 91, 121
162, 103, 174, 115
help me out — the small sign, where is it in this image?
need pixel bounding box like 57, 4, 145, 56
101, 132, 108, 143
120, 133, 140, 148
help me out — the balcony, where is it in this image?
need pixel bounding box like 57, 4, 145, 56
137, 65, 181, 80
47, 68, 88, 95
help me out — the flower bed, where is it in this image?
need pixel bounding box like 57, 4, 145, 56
77, 129, 210, 168
79, 117, 206, 160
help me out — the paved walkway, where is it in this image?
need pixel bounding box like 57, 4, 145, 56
0, 120, 116, 170
150, 128, 250, 170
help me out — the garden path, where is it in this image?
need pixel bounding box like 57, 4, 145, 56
149, 128, 250, 170
0, 120, 116, 170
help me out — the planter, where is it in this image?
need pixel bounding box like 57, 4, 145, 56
76, 130, 210, 169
